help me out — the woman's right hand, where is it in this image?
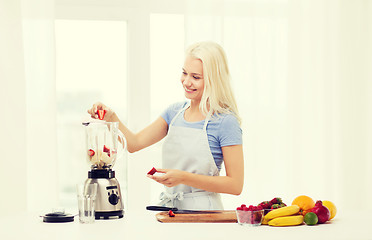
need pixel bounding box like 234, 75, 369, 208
87, 102, 116, 122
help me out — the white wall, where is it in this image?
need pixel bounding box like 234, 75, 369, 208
0, 0, 27, 214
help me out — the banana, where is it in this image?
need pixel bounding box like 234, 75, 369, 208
268, 215, 304, 226
264, 205, 300, 220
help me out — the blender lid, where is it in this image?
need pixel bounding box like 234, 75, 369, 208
42, 212, 75, 223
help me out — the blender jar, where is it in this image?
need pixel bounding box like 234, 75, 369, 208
84, 122, 126, 169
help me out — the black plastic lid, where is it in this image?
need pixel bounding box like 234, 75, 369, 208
88, 169, 115, 178
42, 212, 75, 223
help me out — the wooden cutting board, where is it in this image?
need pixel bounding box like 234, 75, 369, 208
155, 210, 237, 223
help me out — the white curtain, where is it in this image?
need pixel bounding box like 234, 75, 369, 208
0, 0, 58, 213
185, 0, 372, 211
21, 0, 58, 212
0, 0, 27, 215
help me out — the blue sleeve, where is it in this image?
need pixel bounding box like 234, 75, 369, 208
160, 101, 188, 125
218, 114, 242, 147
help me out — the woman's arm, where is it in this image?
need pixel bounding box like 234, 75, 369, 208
149, 144, 244, 195
88, 102, 168, 153
114, 114, 168, 153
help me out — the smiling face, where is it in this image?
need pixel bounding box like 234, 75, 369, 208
181, 55, 204, 102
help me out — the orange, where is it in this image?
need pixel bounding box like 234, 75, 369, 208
292, 195, 315, 216
322, 200, 337, 220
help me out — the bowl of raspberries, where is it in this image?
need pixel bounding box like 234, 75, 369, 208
236, 204, 264, 226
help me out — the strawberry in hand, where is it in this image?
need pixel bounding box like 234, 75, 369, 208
147, 167, 157, 175
97, 109, 107, 120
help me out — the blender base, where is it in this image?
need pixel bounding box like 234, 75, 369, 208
95, 210, 124, 220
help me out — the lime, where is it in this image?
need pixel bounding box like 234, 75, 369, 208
304, 212, 318, 225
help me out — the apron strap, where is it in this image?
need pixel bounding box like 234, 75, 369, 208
169, 102, 212, 131
202, 111, 212, 131
169, 103, 190, 126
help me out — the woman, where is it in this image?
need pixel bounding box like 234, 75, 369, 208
88, 41, 244, 210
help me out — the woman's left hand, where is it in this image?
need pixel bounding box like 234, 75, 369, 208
147, 168, 185, 187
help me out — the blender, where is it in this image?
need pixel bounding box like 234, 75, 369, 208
83, 121, 126, 219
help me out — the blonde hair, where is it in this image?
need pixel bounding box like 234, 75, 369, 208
185, 41, 241, 125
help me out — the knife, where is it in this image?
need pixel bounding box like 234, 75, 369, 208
146, 206, 221, 214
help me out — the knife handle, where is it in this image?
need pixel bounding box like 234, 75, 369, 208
146, 206, 178, 211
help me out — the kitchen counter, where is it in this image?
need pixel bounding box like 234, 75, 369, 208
1, 210, 371, 240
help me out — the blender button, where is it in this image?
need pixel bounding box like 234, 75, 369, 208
108, 194, 119, 205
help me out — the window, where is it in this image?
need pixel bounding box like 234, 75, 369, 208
55, 20, 128, 209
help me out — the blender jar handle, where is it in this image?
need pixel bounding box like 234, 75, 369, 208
117, 130, 127, 160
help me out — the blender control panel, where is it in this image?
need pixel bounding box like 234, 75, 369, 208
106, 186, 120, 205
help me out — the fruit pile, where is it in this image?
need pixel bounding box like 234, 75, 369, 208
258, 197, 287, 215
236, 195, 337, 227
236, 204, 264, 226
291, 195, 336, 226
